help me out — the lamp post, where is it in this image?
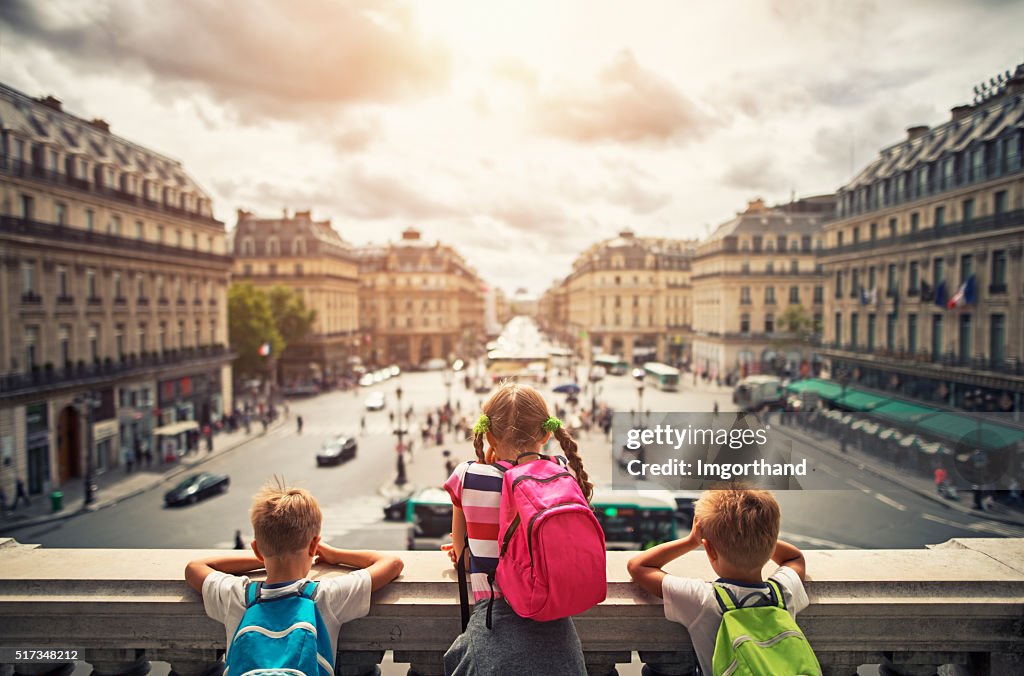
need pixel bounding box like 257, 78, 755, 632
395, 385, 407, 486
836, 367, 850, 453
75, 390, 101, 506
443, 368, 453, 409
637, 382, 645, 425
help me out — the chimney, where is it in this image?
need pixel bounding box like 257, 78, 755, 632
906, 125, 929, 141
619, 229, 635, 239
950, 105, 973, 123
402, 227, 421, 241
37, 95, 62, 112
745, 197, 766, 213
294, 209, 311, 219
236, 208, 251, 223
89, 118, 110, 133
282, 207, 289, 219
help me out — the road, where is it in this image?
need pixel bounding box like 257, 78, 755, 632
16, 367, 1023, 550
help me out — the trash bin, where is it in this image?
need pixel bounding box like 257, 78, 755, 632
50, 490, 63, 513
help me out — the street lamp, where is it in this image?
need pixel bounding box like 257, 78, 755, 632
443, 368, 453, 409
636, 382, 645, 425
75, 390, 102, 506
394, 385, 407, 486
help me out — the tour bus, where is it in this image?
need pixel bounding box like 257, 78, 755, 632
485, 350, 550, 384
733, 375, 785, 411
594, 354, 630, 376
404, 486, 678, 551
643, 361, 681, 391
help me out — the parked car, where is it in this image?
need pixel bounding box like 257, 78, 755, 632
365, 392, 386, 411
359, 373, 375, 387
389, 365, 401, 377
164, 472, 230, 506
317, 436, 357, 466
422, 358, 448, 371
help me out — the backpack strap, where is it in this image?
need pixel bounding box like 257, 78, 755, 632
498, 514, 521, 557
245, 581, 264, 608
766, 579, 786, 610
299, 580, 319, 600
712, 583, 738, 613
513, 451, 545, 465
457, 534, 471, 632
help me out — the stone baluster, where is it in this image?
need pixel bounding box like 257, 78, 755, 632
395, 651, 445, 676
583, 651, 628, 675
159, 649, 222, 676
335, 650, 384, 676
638, 649, 696, 675
82, 649, 150, 676
816, 651, 886, 676
4, 664, 74, 676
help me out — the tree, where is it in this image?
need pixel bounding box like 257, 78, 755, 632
267, 285, 317, 345
778, 304, 815, 343
228, 283, 283, 378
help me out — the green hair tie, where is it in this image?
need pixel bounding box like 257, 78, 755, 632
473, 414, 490, 436
542, 417, 563, 433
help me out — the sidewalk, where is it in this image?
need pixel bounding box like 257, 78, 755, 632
0, 419, 286, 533
774, 421, 1024, 527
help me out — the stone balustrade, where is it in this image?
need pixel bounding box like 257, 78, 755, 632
0, 537, 1022, 676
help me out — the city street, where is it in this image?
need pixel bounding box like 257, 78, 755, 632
13, 368, 1024, 551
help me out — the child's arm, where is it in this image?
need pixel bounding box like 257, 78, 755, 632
626, 522, 703, 598
440, 506, 470, 570
184, 553, 264, 594
770, 539, 806, 581
316, 544, 404, 592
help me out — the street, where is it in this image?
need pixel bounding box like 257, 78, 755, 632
14, 368, 1024, 550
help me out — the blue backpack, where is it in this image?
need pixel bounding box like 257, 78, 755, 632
225, 580, 334, 676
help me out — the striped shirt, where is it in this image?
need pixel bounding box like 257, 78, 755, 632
444, 457, 570, 602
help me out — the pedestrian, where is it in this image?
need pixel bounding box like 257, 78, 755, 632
443, 449, 456, 480
260, 416, 268, 434
13, 478, 30, 509
233, 529, 245, 550
389, 411, 395, 424
0, 484, 8, 514
436, 429, 444, 446
143, 440, 152, 467
283, 401, 290, 419
296, 415, 304, 435
123, 446, 134, 473
360, 416, 366, 433
206, 430, 214, 453
713, 401, 719, 415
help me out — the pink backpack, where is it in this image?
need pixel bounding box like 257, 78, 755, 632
494, 454, 607, 623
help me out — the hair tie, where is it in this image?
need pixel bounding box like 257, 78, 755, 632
542, 417, 563, 433
473, 414, 490, 436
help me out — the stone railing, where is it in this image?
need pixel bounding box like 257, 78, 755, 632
0, 538, 1022, 675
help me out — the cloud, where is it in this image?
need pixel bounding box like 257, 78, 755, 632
533, 50, 710, 144
720, 155, 791, 193
0, 0, 450, 122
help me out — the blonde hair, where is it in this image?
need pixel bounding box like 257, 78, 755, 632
694, 486, 780, 570
472, 381, 593, 500
250, 477, 322, 557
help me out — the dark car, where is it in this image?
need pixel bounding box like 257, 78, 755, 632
317, 436, 357, 466
164, 472, 229, 506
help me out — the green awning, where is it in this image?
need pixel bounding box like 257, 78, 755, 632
786, 378, 844, 400
916, 413, 1024, 451
835, 389, 892, 412
872, 400, 941, 425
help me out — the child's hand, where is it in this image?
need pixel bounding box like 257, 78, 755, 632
688, 518, 702, 544
441, 533, 458, 565
315, 543, 339, 565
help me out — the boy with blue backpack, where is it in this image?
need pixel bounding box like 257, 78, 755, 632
627, 487, 820, 676
185, 479, 404, 676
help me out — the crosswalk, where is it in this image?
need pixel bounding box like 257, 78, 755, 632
320, 495, 390, 542
920, 513, 1024, 538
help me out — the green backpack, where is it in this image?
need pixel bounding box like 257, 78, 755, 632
711, 580, 821, 676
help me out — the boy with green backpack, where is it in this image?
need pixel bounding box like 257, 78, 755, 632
627, 487, 820, 676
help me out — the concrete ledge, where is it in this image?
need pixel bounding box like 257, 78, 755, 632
0, 539, 1022, 674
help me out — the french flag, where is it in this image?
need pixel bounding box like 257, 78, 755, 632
258, 342, 272, 357
947, 275, 976, 309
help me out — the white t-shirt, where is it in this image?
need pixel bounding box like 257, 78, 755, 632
662, 565, 809, 676
202, 569, 372, 656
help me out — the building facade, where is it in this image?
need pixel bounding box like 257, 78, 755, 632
553, 231, 696, 366
691, 197, 831, 381
356, 228, 487, 368
230, 209, 359, 387
820, 65, 1024, 414
0, 85, 233, 499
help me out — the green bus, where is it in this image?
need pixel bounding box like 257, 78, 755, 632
643, 361, 681, 391
594, 354, 630, 376
404, 486, 677, 551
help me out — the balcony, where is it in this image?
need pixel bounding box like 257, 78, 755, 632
0, 216, 230, 266
821, 345, 1024, 378
0, 158, 222, 228
137, 297, 150, 307
87, 296, 103, 306
56, 295, 74, 305
824, 208, 1024, 256
0, 345, 234, 400
0, 540, 1021, 675
19, 292, 41, 304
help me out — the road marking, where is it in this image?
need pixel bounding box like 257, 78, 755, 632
816, 464, 842, 478
847, 479, 873, 493
779, 531, 859, 550
921, 513, 1024, 537
319, 496, 390, 541
872, 493, 907, 511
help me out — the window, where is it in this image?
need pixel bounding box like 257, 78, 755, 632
21, 262, 36, 294
177, 320, 185, 348
86, 268, 97, 299
740, 287, 751, 304
837, 231, 844, 247
267, 237, 280, 256
293, 238, 306, 256
115, 324, 125, 360
57, 266, 68, 297
764, 313, 774, 334
908, 314, 918, 354
889, 217, 897, 237
243, 263, 253, 276
959, 314, 972, 362
175, 230, 183, 247
991, 250, 1007, 291
834, 313, 842, 344
85, 209, 95, 232
933, 258, 944, 286
138, 323, 147, 353
867, 313, 876, 351
851, 269, 860, 297
135, 220, 143, 239
740, 314, 750, 333
960, 254, 973, 283
790, 260, 799, 273
910, 212, 919, 232
994, 190, 1008, 215
850, 313, 859, 347
766, 261, 774, 273
764, 287, 776, 304
886, 313, 896, 351
195, 320, 202, 347
55, 202, 67, 226
813, 286, 823, 304
113, 272, 122, 299
58, 325, 71, 368
136, 273, 146, 299
156, 224, 164, 243
990, 314, 1006, 363
801, 235, 811, 252
931, 314, 943, 360
777, 236, 786, 251
19, 193, 34, 220
156, 275, 165, 300
741, 262, 750, 273
962, 198, 974, 221
241, 237, 255, 256
934, 206, 945, 227
89, 325, 99, 362
909, 261, 919, 295
789, 286, 799, 304
868, 266, 876, 291
835, 271, 843, 298
887, 264, 896, 294
752, 236, 762, 252
192, 233, 199, 250
852, 226, 860, 244
25, 326, 39, 370
158, 321, 166, 353
268, 263, 277, 276
869, 223, 877, 241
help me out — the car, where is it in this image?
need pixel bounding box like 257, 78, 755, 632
589, 365, 607, 382
451, 359, 465, 371
164, 472, 229, 506
365, 392, 386, 411
389, 364, 401, 377
317, 436, 357, 466
422, 358, 448, 371
359, 373, 374, 387
631, 368, 646, 380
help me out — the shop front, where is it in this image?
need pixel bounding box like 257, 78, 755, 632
25, 403, 50, 495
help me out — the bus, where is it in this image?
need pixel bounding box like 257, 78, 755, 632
594, 354, 630, 376
733, 375, 784, 411
643, 362, 680, 391
404, 486, 677, 551
486, 350, 550, 384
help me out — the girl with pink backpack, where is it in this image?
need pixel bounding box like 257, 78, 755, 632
441, 383, 607, 676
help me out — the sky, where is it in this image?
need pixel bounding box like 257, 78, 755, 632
1, 0, 1022, 295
